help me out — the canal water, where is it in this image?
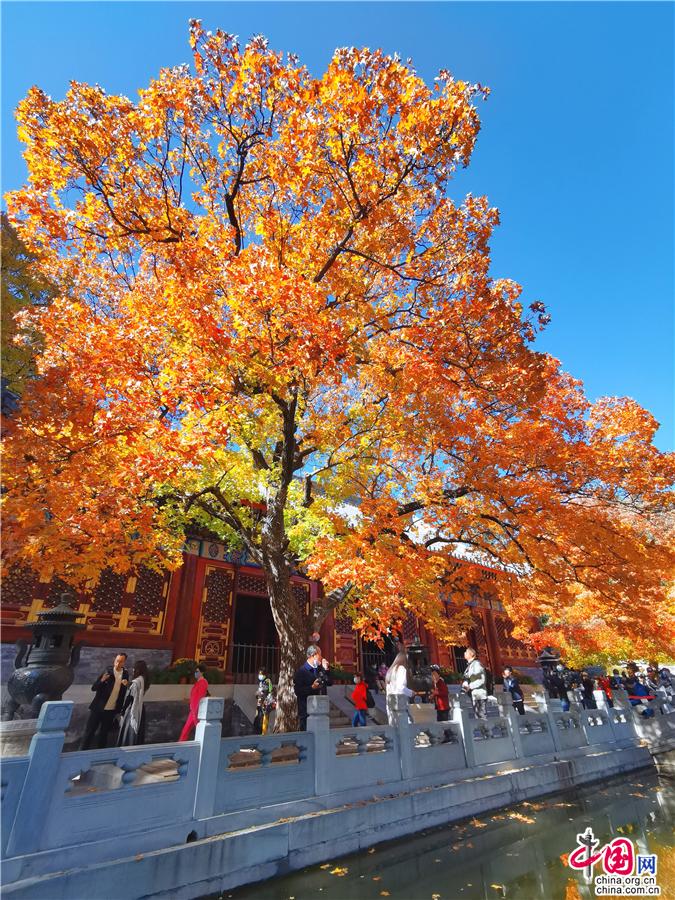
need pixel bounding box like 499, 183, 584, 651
222, 770, 674, 900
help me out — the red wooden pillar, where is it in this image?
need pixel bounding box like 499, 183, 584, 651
183, 557, 208, 662
482, 607, 502, 675
171, 553, 202, 661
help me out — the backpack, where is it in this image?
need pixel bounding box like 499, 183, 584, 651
365, 688, 376, 709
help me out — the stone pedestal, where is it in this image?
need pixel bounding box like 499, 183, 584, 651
0, 719, 38, 757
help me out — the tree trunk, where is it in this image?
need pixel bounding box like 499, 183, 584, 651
263, 554, 308, 732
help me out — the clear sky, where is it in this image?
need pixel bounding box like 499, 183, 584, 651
2, 1, 673, 450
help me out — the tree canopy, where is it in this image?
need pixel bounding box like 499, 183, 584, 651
3, 24, 674, 726
1, 212, 53, 397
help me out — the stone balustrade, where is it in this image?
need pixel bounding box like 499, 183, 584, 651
1, 688, 673, 900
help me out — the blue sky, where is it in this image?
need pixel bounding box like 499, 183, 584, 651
2, 2, 673, 450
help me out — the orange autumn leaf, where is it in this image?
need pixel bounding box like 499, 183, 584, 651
565, 878, 582, 900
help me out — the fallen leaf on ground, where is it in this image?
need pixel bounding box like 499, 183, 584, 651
319, 863, 331, 869
470, 817, 487, 828
560, 853, 569, 867
373, 876, 381, 881
380, 893, 390, 897
368, 847, 376, 853
330, 867, 348, 877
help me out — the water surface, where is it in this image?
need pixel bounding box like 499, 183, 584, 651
223, 770, 674, 900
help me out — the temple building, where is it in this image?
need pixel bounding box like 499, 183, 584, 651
1, 536, 541, 683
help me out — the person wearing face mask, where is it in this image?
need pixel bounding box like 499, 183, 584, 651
293, 645, 331, 731
178, 664, 209, 741
253, 669, 275, 734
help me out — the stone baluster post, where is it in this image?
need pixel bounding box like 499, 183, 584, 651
6, 700, 73, 857
538, 690, 565, 753
193, 697, 224, 819
388, 694, 414, 780
503, 703, 524, 759
451, 692, 476, 768
307, 695, 331, 796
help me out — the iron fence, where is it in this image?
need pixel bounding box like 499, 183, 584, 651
230, 644, 280, 683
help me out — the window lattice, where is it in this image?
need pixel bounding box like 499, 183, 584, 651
131, 568, 166, 617
2, 567, 37, 607
46, 576, 72, 608
334, 615, 354, 635
91, 570, 126, 613
237, 572, 267, 596
204, 569, 233, 620
402, 611, 417, 643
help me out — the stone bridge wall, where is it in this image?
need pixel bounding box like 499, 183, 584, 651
2, 688, 673, 899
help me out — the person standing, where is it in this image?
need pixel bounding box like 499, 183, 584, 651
462, 647, 487, 720
385, 651, 415, 725
178, 664, 209, 741
293, 645, 331, 731
253, 669, 275, 735
502, 666, 525, 715
351, 674, 368, 726
597, 673, 614, 708
430, 668, 450, 721
117, 660, 150, 746
580, 672, 597, 709
609, 668, 623, 690
80, 653, 129, 749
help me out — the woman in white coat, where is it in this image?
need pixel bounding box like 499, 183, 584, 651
385, 651, 415, 725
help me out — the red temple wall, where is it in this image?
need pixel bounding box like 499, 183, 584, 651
2, 541, 539, 676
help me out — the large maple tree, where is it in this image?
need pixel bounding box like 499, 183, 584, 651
4, 23, 674, 729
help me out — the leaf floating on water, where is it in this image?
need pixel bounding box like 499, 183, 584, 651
380, 893, 390, 897
565, 878, 582, 900
432, 894, 441, 899
373, 876, 382, 881
330, 867, 348, 877
508, 812, 536, 824
560, 853, 570, 867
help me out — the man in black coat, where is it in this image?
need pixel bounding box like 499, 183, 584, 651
80, 653, 129, 749
502, 666, 525, 715
293, 645, 331, 731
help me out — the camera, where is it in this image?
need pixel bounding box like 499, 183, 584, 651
315, 666, 329, 691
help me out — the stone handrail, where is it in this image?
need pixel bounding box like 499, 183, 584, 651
1, 686, 674, 896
